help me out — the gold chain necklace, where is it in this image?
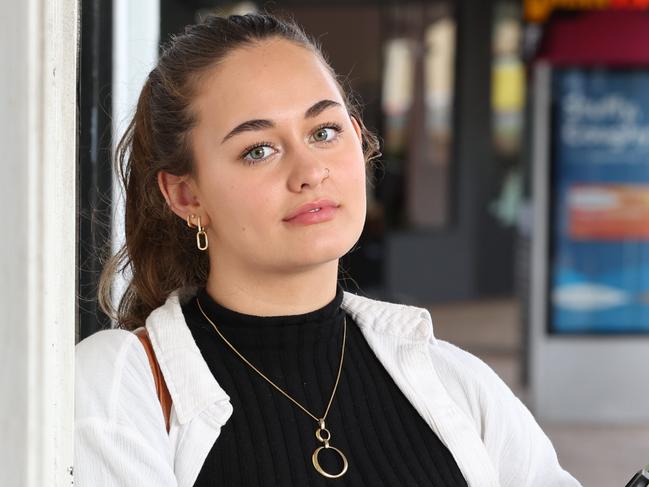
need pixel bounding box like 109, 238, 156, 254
196, 297, 349, 479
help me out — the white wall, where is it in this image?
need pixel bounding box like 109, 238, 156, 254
0, 0, 78, 485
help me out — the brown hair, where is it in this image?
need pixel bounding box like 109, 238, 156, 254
98, 12, 381, 330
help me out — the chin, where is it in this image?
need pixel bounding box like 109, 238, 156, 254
302, 246, 349, 265
285, 236, 358, 269
278, 214, 365, 267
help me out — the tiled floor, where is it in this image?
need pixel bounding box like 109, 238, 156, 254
427, 298, 649, 487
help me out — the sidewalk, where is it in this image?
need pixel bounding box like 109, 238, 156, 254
427, 298, 649, 487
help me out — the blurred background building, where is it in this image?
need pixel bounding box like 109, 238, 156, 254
5, 0, 647, 484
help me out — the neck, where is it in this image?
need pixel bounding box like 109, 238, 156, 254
205, 260, 339, 317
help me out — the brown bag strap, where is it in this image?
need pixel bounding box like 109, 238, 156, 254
134, 327, 172, 433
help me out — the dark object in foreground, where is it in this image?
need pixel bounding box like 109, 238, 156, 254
626, 465, 649, 487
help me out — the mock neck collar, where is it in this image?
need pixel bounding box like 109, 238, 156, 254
191, 284, 344, 329
182, 285, 345, 350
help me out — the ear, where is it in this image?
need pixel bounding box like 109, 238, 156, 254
350, 114, 363, 144
157, 171, 210, 227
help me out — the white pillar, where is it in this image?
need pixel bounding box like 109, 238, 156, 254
0, 0, 78, 485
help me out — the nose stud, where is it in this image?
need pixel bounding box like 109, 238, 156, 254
324, 167, 330, 179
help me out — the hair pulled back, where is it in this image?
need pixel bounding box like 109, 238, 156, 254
98, 12, 381, 330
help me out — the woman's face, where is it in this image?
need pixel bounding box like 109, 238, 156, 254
188, 38, 367, 275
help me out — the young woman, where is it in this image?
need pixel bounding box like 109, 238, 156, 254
75, 12, 582, 487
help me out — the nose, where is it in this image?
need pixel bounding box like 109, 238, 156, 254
286, 147, 330, 193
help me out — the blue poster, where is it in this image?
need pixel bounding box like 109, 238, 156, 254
550, 68, 649, 334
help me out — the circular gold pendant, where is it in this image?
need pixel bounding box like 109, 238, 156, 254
311, 420, 348, 478
312, 445, 348, 479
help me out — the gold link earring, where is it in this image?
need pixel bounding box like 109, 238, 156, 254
186, 214, 209, 251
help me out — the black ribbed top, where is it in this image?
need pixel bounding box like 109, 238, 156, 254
182, 286, 468, 487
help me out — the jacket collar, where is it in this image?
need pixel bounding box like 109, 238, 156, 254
145, 286, 437, 425
341, 291, 437, 344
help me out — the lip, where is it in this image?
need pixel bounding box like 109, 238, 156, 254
283, 199, 340, 222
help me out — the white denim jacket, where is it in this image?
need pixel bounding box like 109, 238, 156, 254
74, 288, 582, 487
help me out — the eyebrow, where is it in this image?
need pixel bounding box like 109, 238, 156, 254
221, 99, 343, 144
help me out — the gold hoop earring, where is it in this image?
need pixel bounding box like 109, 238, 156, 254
186, 214, 209, 251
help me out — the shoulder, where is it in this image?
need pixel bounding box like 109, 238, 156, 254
345, 293, 580, 485
431, 339, 511, 392
428, 340, 518, 423
76, 329, 146, 383
76, 328, 139, 363
344, 292, 521, 415
75, 329, 156, 423
74, 330, 177, 485
429, 341, 581, 485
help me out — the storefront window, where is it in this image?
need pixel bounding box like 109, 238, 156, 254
489, 1, 526, 227
492, 2, 525, 157
380, 3, 456, 229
